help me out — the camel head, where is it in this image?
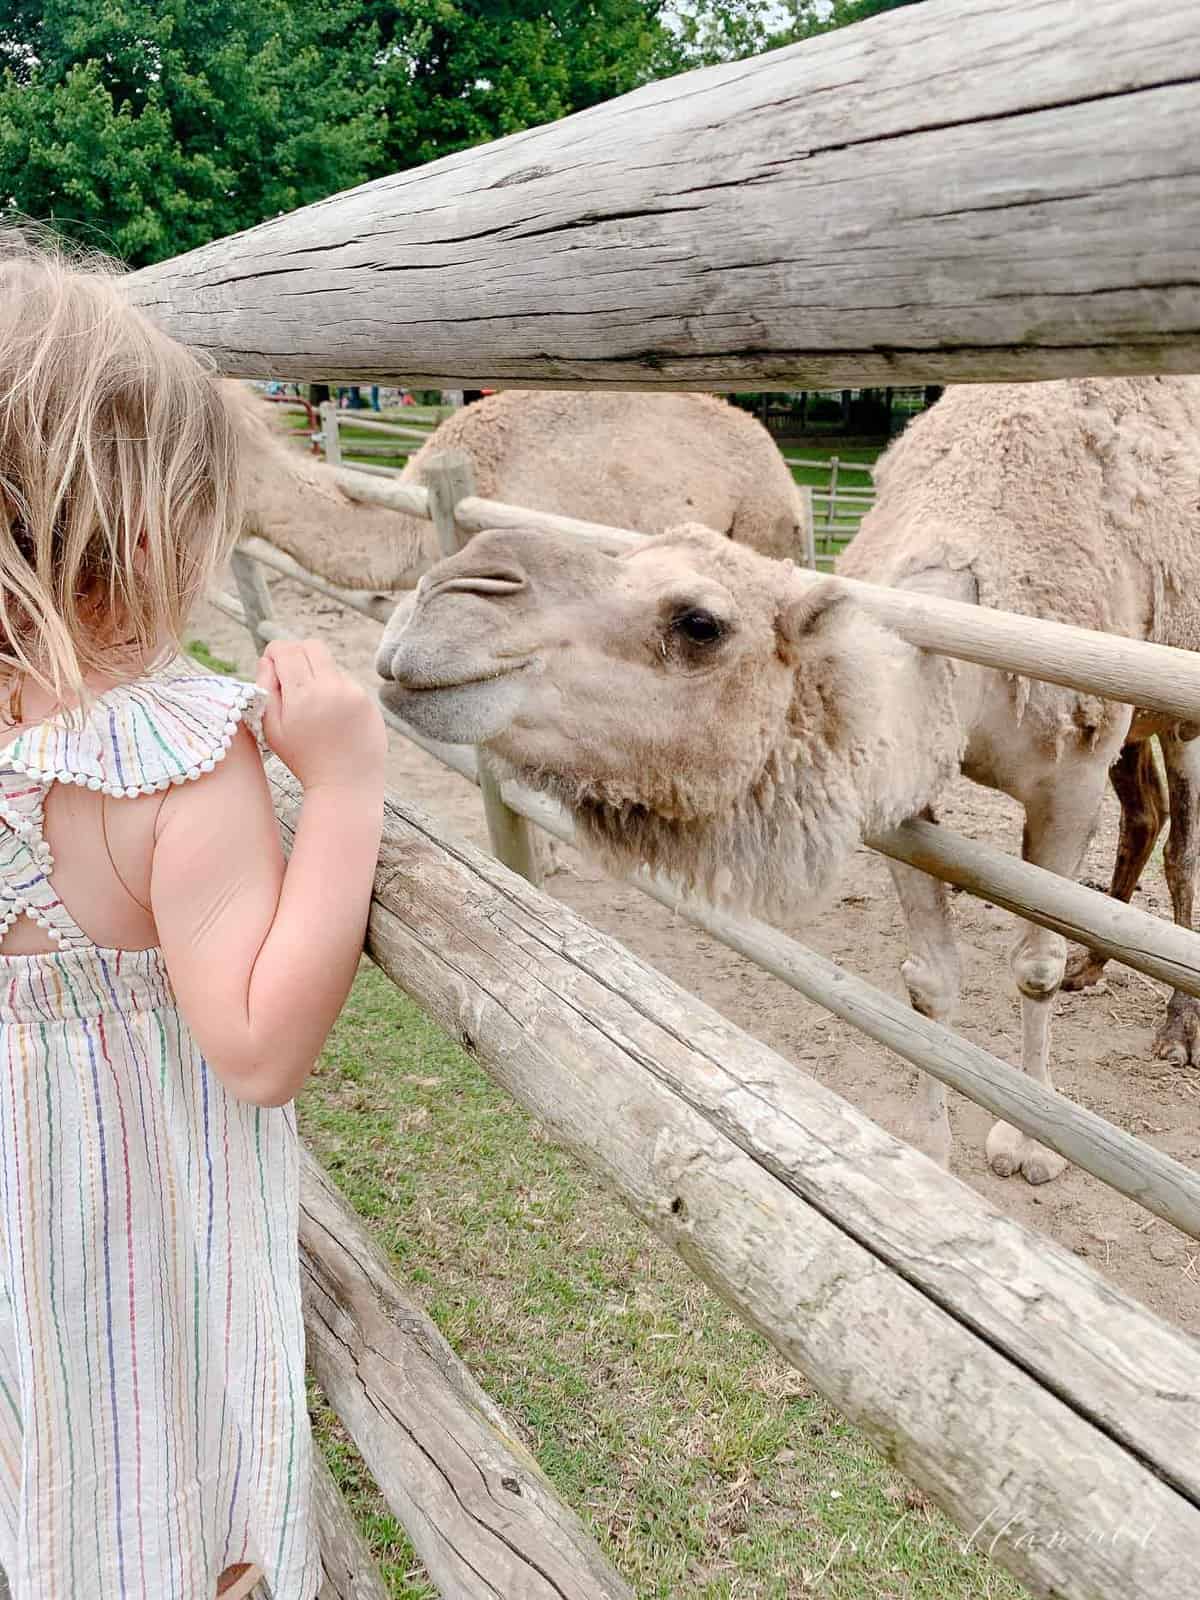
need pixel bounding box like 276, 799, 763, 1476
377, 524, 959, 914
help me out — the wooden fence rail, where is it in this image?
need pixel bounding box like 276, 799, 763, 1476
327, 463, 1200, 725
211, 552, 1200, 1228
218, 457, 1200, 1244
298, 1148, 633, 1600
267, 765, 1200, 1600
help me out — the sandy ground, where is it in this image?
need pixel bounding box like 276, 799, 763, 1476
195, 574, 1200, 1337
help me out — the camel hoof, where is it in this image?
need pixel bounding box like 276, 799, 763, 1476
1154, 995, 1200, 1067
986, 1120, 1025, 1178
1062, 948, 1107, 992
1020, 1141, 1068, 1186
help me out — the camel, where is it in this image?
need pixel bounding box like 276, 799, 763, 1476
375, 376, 1200, 1184
229, 385, 809, 592
224, 382, 417, 595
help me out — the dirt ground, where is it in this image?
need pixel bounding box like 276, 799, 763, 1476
195, 574, 1200, 1337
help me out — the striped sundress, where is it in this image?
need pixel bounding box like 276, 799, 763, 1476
0, 660, 320, 1599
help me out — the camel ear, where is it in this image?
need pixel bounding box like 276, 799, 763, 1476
776, 577, 847, 657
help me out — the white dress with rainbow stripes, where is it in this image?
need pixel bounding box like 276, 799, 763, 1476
0, 661, 319, 1598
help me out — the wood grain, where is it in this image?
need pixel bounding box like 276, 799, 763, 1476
126, 0, 1200, 389
311, 1450, 392, 1600
379, 716, 1200, 1238
874, 815, 1200, 996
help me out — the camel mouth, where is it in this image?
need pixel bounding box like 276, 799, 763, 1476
393, 661, 531, 694
378, 662, 535, 745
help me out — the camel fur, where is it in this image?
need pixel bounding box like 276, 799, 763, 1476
230, 386, 808, 592
377, 375, 1200, 1185
223, 383, 417, 593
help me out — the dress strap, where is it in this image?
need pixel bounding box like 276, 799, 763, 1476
0, 660, 266, 947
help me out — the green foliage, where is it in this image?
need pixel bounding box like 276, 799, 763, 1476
186, 638, 239, 676
363, 0, 669, 171
669, 0, 925, 64
0, 0, 383, 264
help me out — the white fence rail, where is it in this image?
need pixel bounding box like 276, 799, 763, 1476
318, 402, 436, 478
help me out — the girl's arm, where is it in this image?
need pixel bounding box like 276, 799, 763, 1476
151, 641, 387, 1106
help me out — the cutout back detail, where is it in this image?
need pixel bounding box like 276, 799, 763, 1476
0, 662, 265, 955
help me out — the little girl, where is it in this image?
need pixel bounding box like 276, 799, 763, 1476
0, 244, 387, 1596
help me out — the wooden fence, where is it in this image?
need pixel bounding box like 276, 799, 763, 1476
126, 0, 1200, 1591
319, 403, 436, 478
784, 454, 876, 553
209, 442, 1200, 1596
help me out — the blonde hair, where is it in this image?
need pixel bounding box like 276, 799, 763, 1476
0, 234, 242, 712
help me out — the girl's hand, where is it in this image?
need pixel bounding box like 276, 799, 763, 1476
256, 640, 387, 791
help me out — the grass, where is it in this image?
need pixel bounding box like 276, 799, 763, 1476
300, 962, 1027, 1600
186, 638, 239, 675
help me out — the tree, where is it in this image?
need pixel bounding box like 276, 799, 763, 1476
353, 1, 672, 172
668, 0, 926, 66
0, 0, 384, 265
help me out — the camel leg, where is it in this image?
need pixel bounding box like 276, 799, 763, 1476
886, 829, 960, 1170
987, 772, 1108, 1185
1154, 732, 1200, 1065
1063, 739, 1167, 990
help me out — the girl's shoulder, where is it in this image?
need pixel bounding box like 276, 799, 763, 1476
3, 656, 266, 798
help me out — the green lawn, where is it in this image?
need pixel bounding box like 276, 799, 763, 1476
271, 402, 436, 474
299, 962, 1026, 1600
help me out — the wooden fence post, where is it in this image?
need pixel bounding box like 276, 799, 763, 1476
797, 484, 816, 569
825, 454, 839, 551
320, 400, 342, 466
422, 449, 542, 886
229, 546, 277, 654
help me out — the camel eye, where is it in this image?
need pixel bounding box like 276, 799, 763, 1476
672, 608, 724, 646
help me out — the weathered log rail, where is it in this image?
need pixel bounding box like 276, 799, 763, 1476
384, 719, 1200, 1240
267, 766, 1200, 1600
299, 1149, 634, 1600
127, 0, 1200, 390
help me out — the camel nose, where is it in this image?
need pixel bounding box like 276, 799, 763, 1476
375, 546, 529, 685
